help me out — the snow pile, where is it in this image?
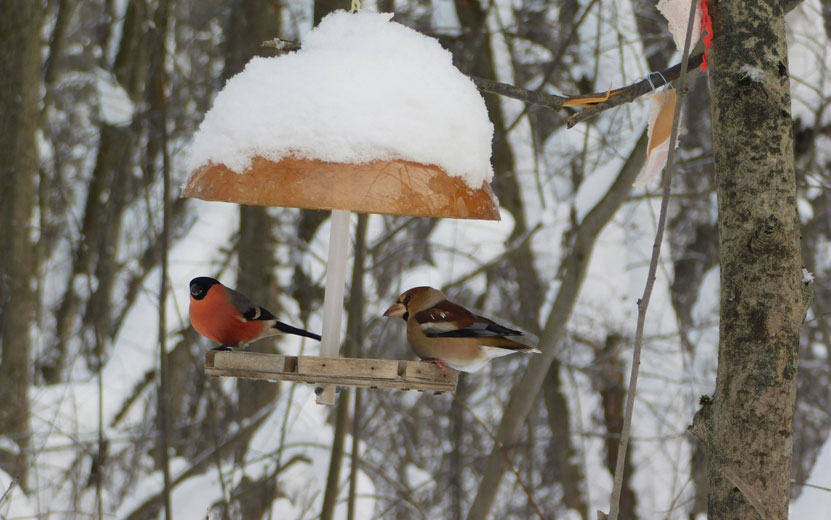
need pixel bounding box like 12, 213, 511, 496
187, 10, 494, 188
738, 64, 765, 82
95, 68, 135, 126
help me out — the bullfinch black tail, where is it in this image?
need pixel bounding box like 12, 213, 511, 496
274, 321, 322, 341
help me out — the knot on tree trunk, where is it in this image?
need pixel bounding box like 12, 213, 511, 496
689, 396, 713, 444
747, 215, 787, 253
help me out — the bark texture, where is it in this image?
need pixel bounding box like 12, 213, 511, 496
702, 0, 806, 517
223, 0, 283, 500
0, 0, 44, 489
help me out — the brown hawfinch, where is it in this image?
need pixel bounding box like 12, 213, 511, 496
383, 286, 541, 372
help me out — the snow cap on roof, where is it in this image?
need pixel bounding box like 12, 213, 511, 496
187, 10, 494, 189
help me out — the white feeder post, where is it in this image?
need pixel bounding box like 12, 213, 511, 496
316, 209, 352, 404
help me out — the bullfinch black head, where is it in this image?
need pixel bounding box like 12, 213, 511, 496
190, 277, 220, 300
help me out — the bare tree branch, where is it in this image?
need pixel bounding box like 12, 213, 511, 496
466, 130, 648, 519
606, 0, 698, 516
149, 0, 174, 516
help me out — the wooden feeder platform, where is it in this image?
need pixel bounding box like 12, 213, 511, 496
205, 350, 458, 394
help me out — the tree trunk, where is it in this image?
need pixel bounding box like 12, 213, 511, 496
0, 0, 44, 490
146, 0, 173, 517
50, 0, 148, 381
222, 0, 283, 474
542, 361, 587, 519
695, 0, 807, 517
592, 333, 637, 519
346, 213, 368, 520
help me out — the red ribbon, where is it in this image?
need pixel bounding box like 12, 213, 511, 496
700, 0, 713, 71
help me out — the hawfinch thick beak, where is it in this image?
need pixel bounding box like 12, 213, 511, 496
384, 302, 406, 318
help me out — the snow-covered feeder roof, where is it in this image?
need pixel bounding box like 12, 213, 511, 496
182, 10, 499, 221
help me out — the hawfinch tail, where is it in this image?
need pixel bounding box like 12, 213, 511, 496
189, 276, 321, 350
383, 286, 541, 372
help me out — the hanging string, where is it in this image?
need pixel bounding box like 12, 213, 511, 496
645, 71, 670, 93
647, 71, 671, 105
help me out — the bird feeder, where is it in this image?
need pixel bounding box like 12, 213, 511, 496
182, 11, 498, 404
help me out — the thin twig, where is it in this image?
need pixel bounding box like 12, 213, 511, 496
565, 54, 703, 127
254, 31, 701, 129
605, 0, 699, 518
152, 1, 174, 517
501, 0, 601, 135
0, 478, 14, 509
462, 402, 546, 520
472, 54, 703, 126
122, 398, 278, 520
471, 76, 568, 111
792, 481, 831, 493
486, 0, 799, 124
94, 296, 105, 519
347, 214, 368, 520
442, 222, 543, 291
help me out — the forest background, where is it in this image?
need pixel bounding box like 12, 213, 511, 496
1, 0, 830, 518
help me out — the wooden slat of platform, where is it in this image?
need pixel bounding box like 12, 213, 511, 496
204, 351, 458, 393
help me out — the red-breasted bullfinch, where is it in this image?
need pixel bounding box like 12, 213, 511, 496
383, 286, 540, 372
189, 276, 321, 350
